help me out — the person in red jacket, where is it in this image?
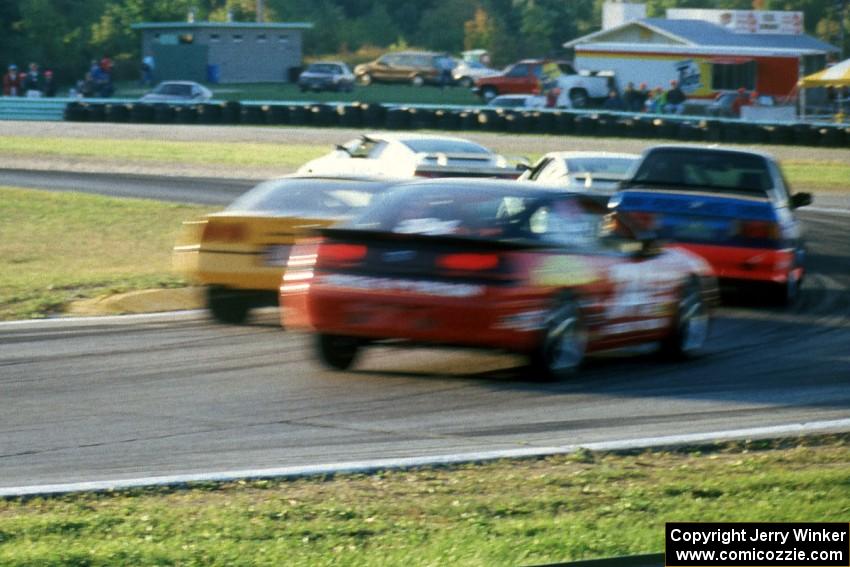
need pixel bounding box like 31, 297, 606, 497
2, 65, 20, 96
730, 87, 751, 117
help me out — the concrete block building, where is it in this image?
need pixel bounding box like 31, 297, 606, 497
132, 21, 313, 84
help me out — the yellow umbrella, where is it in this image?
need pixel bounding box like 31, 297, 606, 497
798, 58, 850, 119
798, 58, 850, 88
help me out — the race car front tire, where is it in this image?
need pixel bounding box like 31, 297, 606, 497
316, 334, 361, 371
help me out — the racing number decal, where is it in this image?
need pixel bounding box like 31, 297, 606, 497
606, 262, 668, 319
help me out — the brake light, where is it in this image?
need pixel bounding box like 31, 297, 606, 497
202, 222, 246, 243
626, 212, 658, 231
737, 220, 780, 240
319, 243, 367, 263
437, 253, 500, 271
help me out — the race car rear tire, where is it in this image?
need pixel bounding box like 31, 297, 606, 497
659, 277, 710, 359
770, 270, 802, 306
316, 334, 361, 371
459, 76, 474, 88
411, 75, 425, 87
529, 298, 587, 381
357, 73, 372, 86
207, 287, 251, 325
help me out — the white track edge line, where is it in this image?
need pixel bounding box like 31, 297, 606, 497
3, 417, 849, 498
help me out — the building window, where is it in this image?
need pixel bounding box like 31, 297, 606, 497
233, 34, 243, 43
257, 34, 267, 42
157, 33, 178, 45
279, 34, 289, 44
210, 33, 220, 42
711, 61, 756, 90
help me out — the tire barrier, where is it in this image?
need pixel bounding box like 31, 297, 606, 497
240, 104, 266, 125
173, 105, 198, 125
266, 104, 289, 125
62, 99, 850, 148
63, 101, 86, 122
197, 103, 223, 125
434, 109, 460, 130
309, 104, 335, 127
153, 104, 174, 124
104, 103, 130, 123
408, 107, 436, 130
385, 107, 410, 129
288, 104, 309, 125
337, 104, 362, 128
222, 101, 242, 124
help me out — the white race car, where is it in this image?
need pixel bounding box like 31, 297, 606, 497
519, 151, 640, 196
297, 133, 521, 179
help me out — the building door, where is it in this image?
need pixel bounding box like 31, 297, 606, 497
152, 44, 209, 83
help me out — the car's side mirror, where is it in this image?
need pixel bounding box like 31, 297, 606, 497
790, 192, 812, 209
335, 144, 352, 156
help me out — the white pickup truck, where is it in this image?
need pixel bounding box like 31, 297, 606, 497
473, 60, 612, 108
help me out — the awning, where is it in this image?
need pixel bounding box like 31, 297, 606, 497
798, 58, 850, 87
710, 57, 755, 65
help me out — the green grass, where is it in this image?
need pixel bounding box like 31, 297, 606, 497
0, 137, 326, 169
0, 136, 847, 192
117, 81, 482, 105
0, 187, 212, 320
0, 435, 848, 566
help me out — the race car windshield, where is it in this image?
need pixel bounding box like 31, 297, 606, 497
401, 139, 492, 155
629, 149, 773, 195
346, 185, 608, 247
307, 64, 342, 74
566, 158, 636, 175
226, 180, 381, 216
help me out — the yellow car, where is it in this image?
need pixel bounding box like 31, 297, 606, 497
173, 176, 396, 323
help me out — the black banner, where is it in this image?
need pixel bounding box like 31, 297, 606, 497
666, 523, 849, 567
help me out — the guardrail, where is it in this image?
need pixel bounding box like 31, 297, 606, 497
1, 96, 848, 148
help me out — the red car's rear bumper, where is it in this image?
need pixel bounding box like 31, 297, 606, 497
673, 243, 799, 284
288, 282, 549, 353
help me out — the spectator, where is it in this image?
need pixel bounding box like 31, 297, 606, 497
2, 64, 20, 96
622, 82, 638, 111
730, 87, 750, 117
141, 53, 155, 86
23, 62, 42, 97
634, 82, 649, 112
749, 90, 761, 107
664, 79, 686, 114
603, 89, 625, 111
647, 87, 665, 114
17, 70, 27, 96
437, 55, 453, 90
42, 69, 56, 97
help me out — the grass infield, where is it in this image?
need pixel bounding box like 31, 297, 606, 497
0, 136, 847, 193
0, 187, 212, 320
0, 435, 847, 566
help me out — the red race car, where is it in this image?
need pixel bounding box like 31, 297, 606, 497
281, 180, 718, 380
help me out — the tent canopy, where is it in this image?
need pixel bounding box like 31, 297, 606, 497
799, 58, 850, 87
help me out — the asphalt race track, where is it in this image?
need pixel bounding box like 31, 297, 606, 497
1, 175, 849, 491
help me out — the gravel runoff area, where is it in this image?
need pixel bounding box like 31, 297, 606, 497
1, 120, 849, 180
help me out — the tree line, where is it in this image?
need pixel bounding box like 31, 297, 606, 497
1, 0, 846, 86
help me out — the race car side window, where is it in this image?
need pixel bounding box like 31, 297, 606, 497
535, 159, 567, 183
527, 157, 553, 181
767, 160, 791, 204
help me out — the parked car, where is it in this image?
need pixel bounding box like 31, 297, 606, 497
354, 51, 454, 87
297, 61, 355, 93
140, 81, 212, 102
297, 133, 521, 179
612, 145, 812, 304
454, 49, 498, 87
172, 176, 396, 324
520, 151, 640, 197
488, 94, 547, 109
473, 60, 609, 107
281, 179, 717, 380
